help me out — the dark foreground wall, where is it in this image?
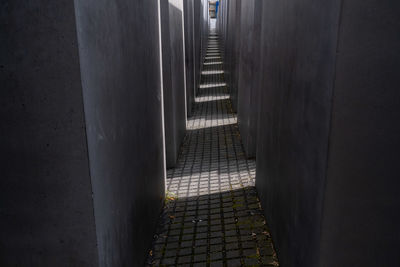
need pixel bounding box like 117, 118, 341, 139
254, 0, 400, 266
255, 0, 340, 265
74, 0, 165, 265
1, 0, 166, 266
218, 0, 400, 265
0, 1, 98, 265
319, 0, 400, 265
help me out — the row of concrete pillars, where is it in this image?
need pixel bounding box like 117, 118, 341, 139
1, 0, 210, 266
1, 0, 400, 266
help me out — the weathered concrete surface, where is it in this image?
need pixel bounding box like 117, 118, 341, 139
236, 0, 262, 158
0, 0, 98, 266
319, 0, 400, 266
74, 0, 165, 266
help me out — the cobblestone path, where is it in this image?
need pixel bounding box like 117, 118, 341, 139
147, 32, 279, 267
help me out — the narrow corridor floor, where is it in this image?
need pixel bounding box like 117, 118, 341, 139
147, 33, 279, 267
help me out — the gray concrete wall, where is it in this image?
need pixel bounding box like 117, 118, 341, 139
255, 0, 341, 266
218, 0, 259, 158
162, 0, 187, 168
184, 0, 195, 116
160, 0, 175, 168
160, 0, 179, 169
319, 0, 400, 266
220, 0, 229, 47
194, 0, 209, 88
254, 0, 400, 266
74, 0, 165, 266
0, 0, 98, 266
194, 0, 209, 93
236, 0, 262, 158
230, 0, 241, 112
222, 0, 241, 112
193, 0, 202, 95
200, 0, 209, 66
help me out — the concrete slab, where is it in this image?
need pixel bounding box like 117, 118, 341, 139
0, 1, 98, 265
74, 0, 165, 265
160, 0, 187, 168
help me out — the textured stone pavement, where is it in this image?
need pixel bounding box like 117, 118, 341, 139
146, 32, 279, 267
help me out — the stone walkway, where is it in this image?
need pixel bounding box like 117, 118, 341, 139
147, 33, 279, 267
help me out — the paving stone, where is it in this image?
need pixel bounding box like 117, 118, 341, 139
194, 246, 207, 254
226, 242, 239, 250
242, 241, 257, 249
177, 255, 192, 264
225, 229, 237, 236
210, 252, 223, 261
178, 247, 192, 256
260, 245, 275, 256
210, 226, 222, 233
244, 257, 259, 266
243, 248, 258, 257
181, 240, 193, 248
210, 232, 222, 238
164, 249, 177, 258
227, 258, 242, 267
193, 253, 207, 262
183, 228, 195, 234
210, 238, 222, 245
210, 260, 223, 267
193, 262, 207, 267
196, 232, 208, 239
210, 244, 223, 252
226, 249, 241, 258
162, 257, 176, 265
261, 255, 277, 265
225, 224, 236, 231
195, 239, 207, 247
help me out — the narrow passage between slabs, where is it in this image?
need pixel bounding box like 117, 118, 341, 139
147, 30, 279, 267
